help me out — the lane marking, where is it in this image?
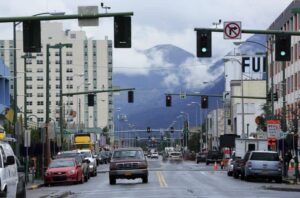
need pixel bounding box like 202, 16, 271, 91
156, 171, 168, 188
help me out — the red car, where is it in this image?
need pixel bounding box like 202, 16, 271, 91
44, 158, 84, 185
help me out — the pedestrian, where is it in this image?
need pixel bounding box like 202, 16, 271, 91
220, 160, 224, 170
284, 151, 292, 177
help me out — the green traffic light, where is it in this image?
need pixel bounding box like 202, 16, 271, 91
280, 51, 286, 56
201, 48, 207, 53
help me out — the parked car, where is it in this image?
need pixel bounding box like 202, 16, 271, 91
109, 147, 148, 185
196, 152, 207, 163
0, 140, 19, 197
79, 150, 97, 177
44, 158, 84, 185
169, 152, 183, 162
244, 151, 282, 183
227, 151, 237, 176
55, 151, 90, 182
233, 151, 251, 179
206, 151, 223, 165
151, 152, 159, 159
15, 158, 26, 198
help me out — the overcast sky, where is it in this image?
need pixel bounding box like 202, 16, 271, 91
0, 0, 294, 83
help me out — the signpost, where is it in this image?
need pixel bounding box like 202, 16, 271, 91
267, 120, 281, 139
224, 21, 241, 39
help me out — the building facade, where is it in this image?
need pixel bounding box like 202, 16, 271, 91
0, 59, 10, 125
206, 108, 225, 150
0, 22, 113, 137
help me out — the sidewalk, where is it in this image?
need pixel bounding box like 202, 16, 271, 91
264, 169, 300, 192
26, 174, 44, 190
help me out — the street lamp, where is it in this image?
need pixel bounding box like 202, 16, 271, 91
223, 58, 245, 138
77, 82, 91, 132
180, 111, 190, 150
13, 11, 65, 158
21, 54, 36, 130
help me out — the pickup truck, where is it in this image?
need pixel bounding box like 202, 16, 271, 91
206, 151, 223, 165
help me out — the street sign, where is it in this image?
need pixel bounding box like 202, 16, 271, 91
24, 130, 31, 147
267, 120, 281, 139
78, 6, 99, 26
224, 21, 241, 39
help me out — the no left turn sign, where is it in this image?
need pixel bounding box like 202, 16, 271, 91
224, 21, 241, 39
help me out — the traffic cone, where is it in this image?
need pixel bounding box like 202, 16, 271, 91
213, 162, 218, 171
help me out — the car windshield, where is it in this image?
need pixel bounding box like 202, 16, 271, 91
113, 150, 144, 159
170, 152, 181, 156
49, 160, 75, 168
250, 152, 279, 161
81, 152, 92, 158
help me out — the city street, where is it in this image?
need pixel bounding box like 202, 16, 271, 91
27, 157, 299, 198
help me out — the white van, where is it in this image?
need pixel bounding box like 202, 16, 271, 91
0, 140, 18, 197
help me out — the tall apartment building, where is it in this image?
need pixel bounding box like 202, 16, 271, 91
268, 1, 300, 127
0, 22, 113, 136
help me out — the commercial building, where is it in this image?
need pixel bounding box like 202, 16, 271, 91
206, 108, 225, 150
0, 22, 113, 139
0, 59, 10, 125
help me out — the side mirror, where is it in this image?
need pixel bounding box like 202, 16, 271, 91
18, 165, 25, 172
5, 156, 15, 166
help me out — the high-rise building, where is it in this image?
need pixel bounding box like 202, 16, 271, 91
0, 22, 113, 138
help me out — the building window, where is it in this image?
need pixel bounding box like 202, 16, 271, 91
37, 101, 44, 105
56, 85, 60, 89
66, 76, 73, 81
27, 101, 32, 106
26, 85, 32, 89
66, 52, 73, 56
37, 93, 44, 97
38, 118, 44, 122
37, 68, 43, 73
37, 85, 44, 89
27, 93, 32, 97
37, 109, 44, 114
37, 53, 43, 56
66, 84, 73, 89
70, 34, 76, 39
66, 60, 73, 65
26, 68, 32, 73
55, 60, 59, 64
37, 60, 43, 64
66, 68, 73, 73
37, 76, 43, 81
26, 77, 32, 81
55, 52, 59, 56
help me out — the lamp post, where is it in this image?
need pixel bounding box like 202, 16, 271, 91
180, 111, 190, 150
223, 58, 245, 138
21, 54, 36, 130
13, 11, 65, 158
47, 43, 72, 152
77, 82, 91, 133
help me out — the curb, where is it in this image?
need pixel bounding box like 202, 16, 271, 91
27, 183, 44, 190
263, 186, 300, 192
56, 191, 73, 198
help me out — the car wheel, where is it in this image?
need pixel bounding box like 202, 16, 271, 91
80, 173, 84, 184
84, 172, 88, 182
142, 176, 148, 183
245, 175, 251, 182
94, 169, 97, 176
240, 173, 245, 180
109, 176, 116, 185
233, 171, 239, 179
275, 177, 282, 183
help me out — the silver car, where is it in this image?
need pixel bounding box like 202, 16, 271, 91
244, 151, 282, 183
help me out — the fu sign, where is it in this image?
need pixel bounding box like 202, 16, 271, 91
242, 56, 266, 73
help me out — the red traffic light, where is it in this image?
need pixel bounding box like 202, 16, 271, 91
166, 95, 172, 107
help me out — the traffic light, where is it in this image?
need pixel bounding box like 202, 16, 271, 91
23, 20, 41, 52
128, 90, 134, 103
147, 127, 151, 133
88, 93, 95, 106
273, 92, 278, 101
267, 92, 272, 102
275, 34, 291, 61
166, 95, 172, 107
201, 95, 208, 108
170, 127, 174, 133
196, 30, 212, 57
267, 138, 276, 146
114, 16, 131, 48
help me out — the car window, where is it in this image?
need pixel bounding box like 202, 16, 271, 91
170, 152, 181, 156
250, 152, 279, 161
49, 159, 75, 168
113, 150, 144, 159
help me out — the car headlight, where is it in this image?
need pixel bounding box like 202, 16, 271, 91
68, 170, 76, 174
89, 164, 94, 168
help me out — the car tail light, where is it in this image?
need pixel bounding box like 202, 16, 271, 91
278, 162, 282, 170
247, 162, 252, 169
110, 162, 117, 170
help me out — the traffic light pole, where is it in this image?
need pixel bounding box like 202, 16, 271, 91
62, 88, 135, 96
